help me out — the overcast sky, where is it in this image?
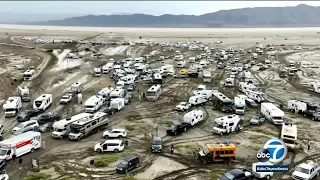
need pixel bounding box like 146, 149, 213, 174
1, 1, 320, 15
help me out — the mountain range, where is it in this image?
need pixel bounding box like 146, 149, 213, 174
19, 4, 320, 28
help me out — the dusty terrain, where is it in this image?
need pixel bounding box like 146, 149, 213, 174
0, 25, 320, 180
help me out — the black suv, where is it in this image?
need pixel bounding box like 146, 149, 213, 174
99, 106, 116, 116
116, 154, 140, 174
32, 113, 61, 124
17, 109, 41, 122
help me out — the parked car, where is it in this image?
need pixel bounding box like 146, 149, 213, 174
99, 106, 116, 116
94, 139, 124, 153
166, 123, 189, 136
12, 120, 39, 135
175, 102, 191, 111
151, 137, 163, 153
103, 128, 127, 138
219, 169, 253, 180
31, 113, 60, 124
16, 109, 41, 122
116, 154, 140, 174
37, 122, 54, 133
250, 115, 265, 125
60, 93, 74, 104
245, 99, 259, 108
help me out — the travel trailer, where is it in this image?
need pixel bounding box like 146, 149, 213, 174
183, 109, 204, 126
238, 82, 257, 93
234, 96, 246, 115
120, 75, 136, 85
0, 131, 41, 160
33, 94, 53, 111
261, 103, 284, 125
97, 87, 113, 102
110, 88, 125, 99
3, 96, 22, 118
84, 96, 103, 113
102, 62, 114, 74
146, 85, 162, 101
192, 90, 212, 100
280, 123, 298, 150
203, 70, 211, 83
52, 113, 92, 139
245, 90, 267, 103
212, 92, 234, 112
189, 95, 207, 106
110, 98, 125, 111
69, 82, 84, 93
69, 112, 108, 140
213, 114, 243, 135
287, 100, 318, 120
17, 86, 30, 102
23, 69, 36, 81
94, 68, 102, 77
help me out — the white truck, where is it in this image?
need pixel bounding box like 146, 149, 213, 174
175, 102, 191, 111
0, 131, 41, 160
281, 123, 298, 150
183, 109, 204, 126
203, 70, 211, 83
17, 86, 30, 102
292, 160, 320, 180
212, 114, 243, 135
261, 103, 284, 125
110, 98, 125, 111
3, 96, 22, 118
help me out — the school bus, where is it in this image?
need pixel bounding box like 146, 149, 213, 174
194, 142, 236, 164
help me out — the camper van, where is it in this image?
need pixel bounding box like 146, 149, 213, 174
261, 103, 284, 125
183, 109, 204, 126
33, 94, 53, 111
253, 53, 258, 59
280, 123, 298, 150
102, 62, 114, 74
245, 90, 267, 103
234, 96, 246, 115
17, 86, 30, 102
110, 98, 125, 111
69, 82, 84, 93
84, 96, 103, 113
146, 85, 162, 101
69, 112, 108, 140
116, 80, 125, 89
212, 92, 234, 112
203, 70, 211, 83
213, 114, 243, 135
52, 113, 92, 139
23, 69, 36, 81
3, 96, 22, 118
110, 88, 125, 99
94, 68, 102, 77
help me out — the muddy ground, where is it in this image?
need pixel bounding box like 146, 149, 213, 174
0, 26, 319, 180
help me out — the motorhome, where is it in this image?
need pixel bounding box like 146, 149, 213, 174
230, 67, 238, 75
212, 114, 243, 135
102, 62, 114, 74
136, 64, 147, 73
84, 95, 103, 113
212, 92, 234, 112
161, 64, 174, 75
152, 73, 163, 85
234, 96, 246, 115
203, 70, 212, 83
69, 112, 108, 140
196, 84, 206, 91
69, 82, 84, 93
239, 82, 258, 93
97, 87, 113, 102
280, 123, 298, 150
189, 95, 207, 106
110, 98, 125, 111
51, 113, 92, 139
3, 96, 22, 118
176, 60, 186, 68
253, 53, 258, 59
243, 71, 253, 83
309, 81, 320, 93
264, 59, 271, 65
245, 89, 267, 103
17, 86, 30, 102
146, 85, 162, 101
120, 75, 136, 85
110, 88, 125, 99
23, 69, 36, 81
261, 103, 284, 125
183, 109, 204, 126
224, 78, 235, 87
0, 131, 41, 160
94, 68, 101, 77
116, 80, 125, 89
33, 94, 53, 111
199, 60, 208, 67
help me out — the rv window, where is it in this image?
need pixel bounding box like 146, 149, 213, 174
87, 125, 91, 128
92, 121, 97, 126
229, 123, 234, 126
107, 143, 119, 146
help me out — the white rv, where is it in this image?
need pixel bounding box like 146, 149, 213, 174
3, 96, 22, 118
146, 85, 162, 101
230, 67, 238, 75
189, 95, 207, 106
203, 70, 211, 83
192, 90, 212, 100
176, 60, 186, 68
120, 75, 136, 85
253, 53, 258, 59
224, 78, 235, 87
252, 162, 274, 179
33, 94, 53, 111
110, 98, 125, 111
23, 69, 36, 81
51, 113, 92, 139
17, 86, 30, 102
309, 81, 320, 93
69, 112, 108, 140
281, 123, 298, 150
84, 95, 103, 113
243, 71, 253, 83
102, 62, 114, 74
116, 80, 125, 89
0, 131, 41, 160
234, 96, 246, 115
212, 114, 243, 135
199, 60, 208, 67
245, 90, 267, 103
94, 68, 102, 77
239, 82, 257, 93
69, 82, 84, 93
196, 84, 206, 91
183, 109, 204, 126
261, 103, 284, 125
97, 87, 113, 102
110, 88, 125, 99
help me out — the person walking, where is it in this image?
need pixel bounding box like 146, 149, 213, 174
307, 140, 311, 151
42, 140, 46, 149
170, 144, 174, 155
12, 154, 16, 164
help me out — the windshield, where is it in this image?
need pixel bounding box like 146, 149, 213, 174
225, 172, 235, 180
283, 139, 295, 144
54, 128, 65, 132
62, 96, 69, 99
296, 167, 310, 174
85, 105, 94, 109
179, 102, 187, 106
120, 160, 128, 165
214, 122, 225, 129
273, 117, 283, 120
0, 150, 7, 156
223, 101, 233, 106
5, 108, 15, 112
71, 128, 81, 133
23, 74, 32, 77
16, 123, 25, 128
153, 140, 162, 145
147, 92, 156, 96
236, 107, 244, 110
308, 105, 317, 111
34, 101, 43, 107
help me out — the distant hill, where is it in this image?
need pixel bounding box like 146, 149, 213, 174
21, 4, 320, 28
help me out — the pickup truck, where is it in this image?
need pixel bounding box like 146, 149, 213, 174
292, 160, 320, 180
166, 123, 189, 136
60, 93, 74, 104
219, 169, 253, 180
175, 102, 191, 111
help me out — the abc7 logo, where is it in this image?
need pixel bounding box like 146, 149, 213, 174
256, 149, 271, 162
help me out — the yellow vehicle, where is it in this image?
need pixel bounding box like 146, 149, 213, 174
194, 142, 236, 164
179, 69, 188, 75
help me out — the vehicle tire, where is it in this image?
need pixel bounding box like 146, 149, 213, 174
136, 162, 140, 168
30, 148, 34, 153
266, 175, 271, 179
125, 169, 128, 174
119, 135, 123, 138
77, 137, 81, 141
33, 126, 38, 131
114, 149, 119, 153
97, 149, 102, 153
220, 132, 223, 136
174, 132, 177, 136
184, 127, 187, 132
312, 117, 316, 121
202, 159, 207, 164
59, 136, 63, 139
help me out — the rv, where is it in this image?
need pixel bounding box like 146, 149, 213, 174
110, 88, 125, 99
51, 113, 92, 139
176, 60, 186, 68
224, 78, 235, 87
97, 87, 113, 102
0, 131, 41, 160
192, 90, 212, 100
288, 60, 295, 67
146, 85, 162, 101
287, 100, 319, 120
243, 71, 253, 83
183, 109, 204, 126
23, 69, 36, 81
69, 112, 108, 140
199, 60, 208, 67
288, 67, 297, 76
3, 96, 22, 118
17, 86, 30, 102
245, 90, 267, 103
264, 59, 271, 65
116, 80, 125, 89
120, 75, 136, 85
203, 70, 211, 83
33, 94, 53, 111
261, 103, 284, 125
113, 64, 121, 70
102, 62, 114, 74
280, 123, 298, 150
253, 53, 258, 59
152, 73, 163, 84
239, 82, 257, 93
110, 98, 125, 111
69, 82, 84, 93
212, 114, 243, 135
234, 96, 246, 115
136, 64, 147, 73
196, 84, 206, 91
84, 95, 103, 113
189, 95, 207, 106
309, 81, 320, 93
230, 67, 238, 75
94, 68, 102, 77
212, 92, 234, 112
